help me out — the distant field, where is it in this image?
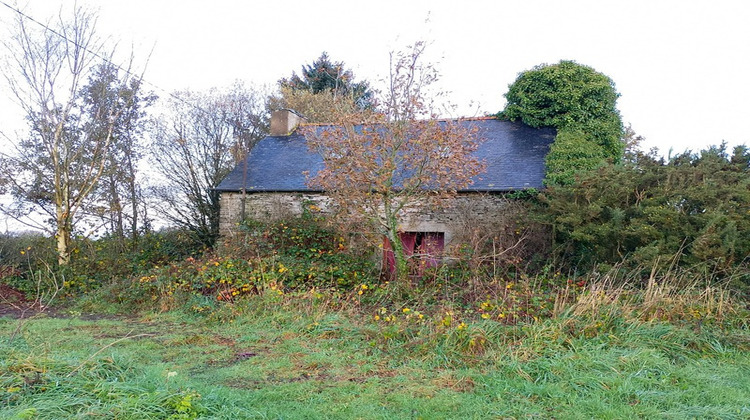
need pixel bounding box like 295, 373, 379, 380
2, 297, 749, 419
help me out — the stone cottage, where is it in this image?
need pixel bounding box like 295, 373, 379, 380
216, 110, 555, 262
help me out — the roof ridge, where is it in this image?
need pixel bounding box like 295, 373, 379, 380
299, 115, 498, 127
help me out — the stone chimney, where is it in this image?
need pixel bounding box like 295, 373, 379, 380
269, 109, 304, 136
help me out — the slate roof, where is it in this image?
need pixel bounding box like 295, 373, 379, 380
215, 118, 556, 193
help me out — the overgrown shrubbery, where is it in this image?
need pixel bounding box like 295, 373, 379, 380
71, 229, 206, 282
0, 228, 206, 299
0, 232, 55, 274
0, 233, 57, 297
231, 211, 377, 289
446, 195, 550, 280
69, 210, 379, 313
542, 143, 750, 288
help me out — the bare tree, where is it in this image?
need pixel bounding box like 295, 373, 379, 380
0, 6, 144, 265
306, 42, 485, 281
150, 83, 269, 248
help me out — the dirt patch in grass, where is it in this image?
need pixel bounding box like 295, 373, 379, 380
223, 363, 403, 390
203, 348, 264, 368
223, 371, 335, 389
0, 284, 47, 319
0, 284, 136, 321
432, 374, 476, 392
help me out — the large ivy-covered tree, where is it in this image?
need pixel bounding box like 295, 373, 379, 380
500, 60, 624, 184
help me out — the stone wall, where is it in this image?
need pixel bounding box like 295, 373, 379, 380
219, 191, 514, 250
219, 192, 332, 236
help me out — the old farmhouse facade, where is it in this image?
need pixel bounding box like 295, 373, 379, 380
216, 110, 555, 262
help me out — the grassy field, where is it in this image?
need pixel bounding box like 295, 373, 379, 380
2, 287, 750, 420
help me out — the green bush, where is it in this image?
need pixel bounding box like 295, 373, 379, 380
72, 229, 205, 279
544, 128, 608, 186
0, 226, 207, 298
542, 144, 750, 286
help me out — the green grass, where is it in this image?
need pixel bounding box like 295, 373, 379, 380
2, 292, 749, 419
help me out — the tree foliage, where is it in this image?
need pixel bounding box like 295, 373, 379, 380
543, 144, 750, 284
543, 128, 608, 186
279, 52, 373, 107
305, 42, 485, 281
275, 52, 374, 122
150, 83, 269, 248
500, 60, 624, 184
82, 63, 156, 245
272, 86, 374, 124
0, 7, 145, 265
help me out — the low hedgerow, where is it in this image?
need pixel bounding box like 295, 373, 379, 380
69, 228, 207, 289
0, 233, 56, 296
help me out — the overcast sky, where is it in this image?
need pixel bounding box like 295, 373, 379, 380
1, 0, 749, 233
2, 0, 748, 155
